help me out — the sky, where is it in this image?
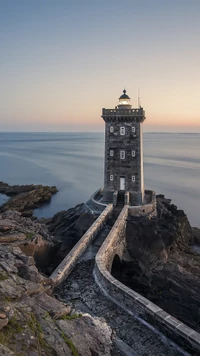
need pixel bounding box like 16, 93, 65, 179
0, 0, 200, 132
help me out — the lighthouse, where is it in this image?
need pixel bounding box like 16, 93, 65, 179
101, 90, 146, 206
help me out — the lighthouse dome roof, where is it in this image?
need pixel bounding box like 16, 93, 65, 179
119, 89, 130, 100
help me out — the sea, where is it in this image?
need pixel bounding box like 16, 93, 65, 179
0, 132, 199, 227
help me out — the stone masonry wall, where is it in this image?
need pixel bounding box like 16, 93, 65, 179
100, 205, 128, 272
128, 190, 156, 217
104, 121, 141, 192
50, 204, 113, 285
94, 205, 200, 354
102, 111, 145, 204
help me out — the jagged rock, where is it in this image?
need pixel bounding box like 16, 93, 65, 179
193, 227, 200, 245
0, 219, 17, 232
33, 293, 71, 318
45, 203, 96, 270
122, 195, 200, 331
0, 184, 97, 275
0, 314, 8, 330
0, 233, 26, 242
2, 180, 199, 353
0, 210, 53, 242
47, 203, 95, 241
0, 181, 58, 217
0, 212, 113, 356
56, 314, 112, 356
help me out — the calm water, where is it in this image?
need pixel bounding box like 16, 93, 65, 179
0, 132, 199, 227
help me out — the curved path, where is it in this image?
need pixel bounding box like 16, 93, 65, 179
55, 215, 190, 356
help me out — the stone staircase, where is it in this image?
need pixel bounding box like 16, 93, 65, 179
116, 191, 125, 208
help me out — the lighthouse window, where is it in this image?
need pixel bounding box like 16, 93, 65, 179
132, 126, 136, 133
110, 126, 114, 133
110, 150, 114, 156
132, 150, 136, 157
132, 175, 135, 182
120, 127, 125, 135
110, 175, 114, 181
120, 150, 125, 159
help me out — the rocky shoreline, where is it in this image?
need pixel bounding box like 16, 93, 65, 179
0, 187, 113, 355
0, 182, 200, 355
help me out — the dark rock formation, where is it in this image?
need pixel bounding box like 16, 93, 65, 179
121, 195, 200, 332
47, 203, 96, 242
0, 210, 113, 356
44, 204, 97, 273
2, 178, 200, 352
193, 226, 200, 245
0, 181, 58, 217
0, 185, 97, 275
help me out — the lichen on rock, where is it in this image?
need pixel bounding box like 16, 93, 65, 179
0, 209, 113, 356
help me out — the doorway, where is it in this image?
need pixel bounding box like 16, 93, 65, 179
120, 177, 125, 190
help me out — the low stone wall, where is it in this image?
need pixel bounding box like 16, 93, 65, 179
94, 205, 200, 354
86, 188, 109, 214
128, 190, 156, 217
50, 204, 113, 285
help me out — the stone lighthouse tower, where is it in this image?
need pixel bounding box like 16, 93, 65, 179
102, 90, 146, 206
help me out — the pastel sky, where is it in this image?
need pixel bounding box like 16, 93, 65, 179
0, 0, 200, 132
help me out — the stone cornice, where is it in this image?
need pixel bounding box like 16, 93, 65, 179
102, 108, 146, 123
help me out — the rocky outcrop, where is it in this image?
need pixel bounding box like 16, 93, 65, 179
0, 211, 113, 356
0, 204, 97, 277
47, 204, 96, 242
0, 182, 97, 275
121, 195, 200, 331
0, 181, 58, 217
45, 204, 97, 273
2, 178, 200, 353
193, 226, 200, 245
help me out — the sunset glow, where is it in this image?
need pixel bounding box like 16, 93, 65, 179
0, 0, 200, 132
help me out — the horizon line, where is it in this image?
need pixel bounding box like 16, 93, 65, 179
0, 131, 199, 134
